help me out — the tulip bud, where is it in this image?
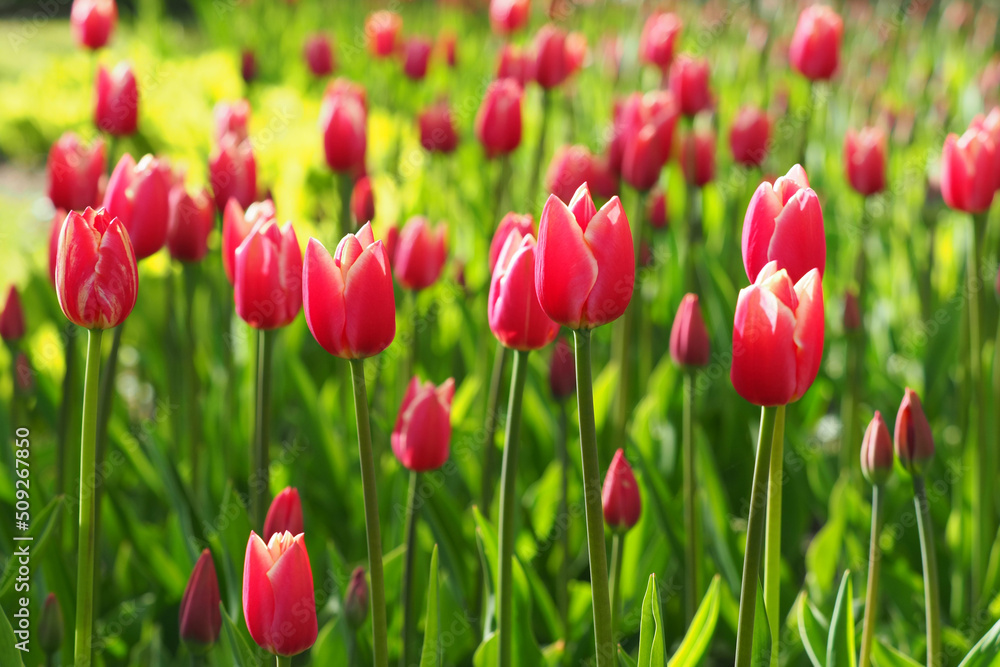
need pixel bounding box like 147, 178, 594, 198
489, 231, 560, 350
15, 352, 34, 394
402, 37, 433, 80
263, 487, 304, 540
546, 145, 603, 203
497, 44, 533, 88
366, 10, 402, 58
351, 176, 375, 225
222, 199, 276, 285
179, 549, 222, 652
844, 127, 888, 197
210, 135, 258, 213
234, 221, 303, 330
55, 208, 139, 330
741, 164, 826, 284
1, 286, 26, 342
861, 411, 894, 486
71, 0, 117, 50
476, 79, 523, 158
941, 129, 996, 213
241, 50, 257, 84
394, 217, 447, 291
894, 388, 935, 475
621, 124, 666, 192
167, 185, 215, 263
94, 62, 138, 136
418, 102, 459, 154
679, 126, 716, 187
648, 189, 668, 230
490, 0, 530, 36
670, 294, 709, 367
303, 33, 335, 77
843, 290, 861, 331
789, 5, 843, 81
47, 132, 106, 212
38, 593, 63, 657
609, 91, 678, 185
489, 213, 535, 273
243, 531, 318, 657
668, 55, 712, 117
533, 25, 571, 89
214, 100, 251, 146
535, 183, 634, 330
383, 225, 399, 265
303, 223, 396, 359
549, 337, 575, 399
344, 566, 369, 631
602, 449, 641, 532
729, 106, 770, 168
639, 11, 682, 72
320, 80, 367, 174
392, 377, 455, 471
103, 153, 171, 260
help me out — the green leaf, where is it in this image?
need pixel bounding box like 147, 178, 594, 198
752, 578, 771, 667
957, 615, 1000, 667
220, 603, 258, 667
619, 644, 640, 667
0, 602, 24, 666
311, 615, 349, 665
637, 574, 657, 666
668, 575, 722, 667
796, 592, 828, 667
0, 495, 63, 597
871, 639, 923, 667
650, 574, 667, 667
826, 571, 856, 667
419, 545, 441, 667
806, 518, 844, 594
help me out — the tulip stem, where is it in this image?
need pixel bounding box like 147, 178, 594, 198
349, 358, 389, 667
763, 403, 786, 667
969, 212, 990, 606
913, 474, 941, 667
572, 329, 615, 666
609, 532, 624, 638
682, 371, 699, 623
859, 484, 885, 667
556, 399, 570, 647
400, 470, 419, 667
491, 155, 512, 231
183, 263, 202, 503
527, 89, 552, 209
734, 405, 777, 667
276, 655, 292, 667
339, 172, 354, 238
251, 329, 275, 531
74, 328, 103, 666
56, 327, 78, 496
481, 343, 509, 512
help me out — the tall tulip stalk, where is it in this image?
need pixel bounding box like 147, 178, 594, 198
859, 412, 893, 667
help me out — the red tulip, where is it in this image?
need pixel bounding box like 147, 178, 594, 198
402, 37, 433, 80
679, 126, 716, 187
533, 24, 570, 89
55, 208, 139, 330
861, 411, 893, 485
535, 183, 634, 330
302, 223, 396, 359
243, 531, 317, 657
894, 388, 935, 474
167, 184, 215, 263
241, 50, 257, 84
103, 153, 171, 260
789, 5, 843, 81
602, 449, 641, 532
47, 132, 106, 212
741, 164, 826, 283
263, 487, 304, 540
490, 0, 530, 36
621, 124, 665, 191
392, 377, 455, 472
210, 134, 258, 213
489, 212, 534, 273
383, 225, 399, 266
844, 127, 887, 196
303, 33, 335, 77
214, 100, 251, 146
608, 91, 679, 182
94, 62, 138, 136
648, 189, 668, 230
639, 12, 682, 71
351, 176, 375, 225
843, 290, 861, 331
476, 79, 523, 158
668, 55, 711, 117
320, 80, 367, 173
546, 145, 615, 203
366, 10, 402, 58
234, 220, 302, 330
418, 102, 459, 153
223, 199, 277, 285
0, 286, 25, 342
549, 336, 575, 399
729, 106, 771, 167
394, 217, 447, 291
941, 128, 996, 213
670, 293, 709, 367
489, 231, 560, 350
565, 32, 587, 75
969, 107, 1000, 191
71, 0, 116, 50
497, 44, 533, 87
730, 262, 824, 406
438, 31, 457, 68
179, 549, 222, 651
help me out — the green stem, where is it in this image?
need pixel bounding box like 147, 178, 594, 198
400, 470, 419, 667
339, 171, 354, 237
526, 89, 552, 209
682, 371, 698, 623
969, 212, 990, 604
56, 328, 78, 496
734, 405, 778, 667
276, 654, 292, 667
609, 532, 624, 637
94, 323, 124, 479
251, 329, 275, 531
764, 404, 786, 667
491, 155, 512, 231
407, 290, 419, 380
557, 400, 570, 647
859, 484, 886, 667
497, 349, 529, 667
572, 329, 614, 666
349, 358, 389, 667
481, 344, 509, 512
190, 653, 207, 667
913, 475, 941, 667
73, 328, 103, 665
798, 85, 816, 168
183, 264, 202, 503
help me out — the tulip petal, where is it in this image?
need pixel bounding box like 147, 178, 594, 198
392, 389, 451, 471
792, 269, 824, 401
243, 533, 277, 654
766, 188, 826, 283
343, 242, 396, 357
731, 285, 797, 406
303, 238, 347, 356
583, 196, 634, 327
741, 183, 782, 282
536, 195, 598, 328
93, 219, 139, 328
265, 537, 317, 656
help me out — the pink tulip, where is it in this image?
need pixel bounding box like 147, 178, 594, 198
263, 487, 304, 541
103, 153, 171, 260
639, 12, 682, 71
394, 217, 447, 291
602, 449, 641, 532
167, 184, 215, 263
303, 33, 335, 77
320, 80, 367, 173
489, 213, 535, 273
47, 132, 106, 212
418, 101, 459, 153
789, 5, 843, 81
94, 62, 138, 136
402, 37, 433, 80
497, 44, 533, 87
546, 145, 615, 203
214, 100, 251, 146
366, 10, 402, 58
609, 91, 679, 185
679, 126, 716, 187
969, 107, 1000, 191
223, 199, 277, 285
233, 221, 303, 330
670, 293, 709, 367
668, 55, 712, 117
0, 287, 25, 342
533, 24, 571, 89
351, 176, 375, 225
71, 0, 116, 50
392, 377, 455, 472
489, 231, 560, 350
476, 79, 523, 158
861, 411, 893, 485
894, 388, 934, 474
941, 128, 996, 213
209, 135, 258, 212
844, 127, 888, 196
490, 0, 530, 36
729, 106, 771, 167
179, 549, 221, 650
648, 189, 667, 230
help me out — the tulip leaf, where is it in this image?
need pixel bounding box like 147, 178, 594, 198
619, 645, 640, 667
796, 591, 828, 667
871, 639, 923, 667
826, 571, 856, 667
752, 578, 771, 667
419, 544, 441, 667
0, 495, 62, 597
957, 616, 1000, 667
311, 615, 349, 666
668, 575, 722, 667
220, 603, 259, 667
637, 573, 667, 667
0, 603, 24, 666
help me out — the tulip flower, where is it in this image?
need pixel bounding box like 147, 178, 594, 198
233, 220, 302, 330
476, 79, 523, 158
535, 183, 634, 330
609, 91, 679, 188
345, 567, 369, 630
489, 212, 534, 273
670, 294, 709, 367
179, 549, 222, 652
729, 106, 771, 168
320, 80, 367, 173
549, 337, 575, 399
38, 593, 63, 658
789, 5, 843, 81
402, 37, 433, 80
648, 189, 668, 230
565, 32, 587, 75
941, 128, 996, 213
167, 184, 215, 263
418, 101, 459, 153
860, 411, 893, 486
844, 127, 888, 196
497, 44, 533, 87
894, 388, 934, 474
438, 31, 457, 67
489, 231, 560, 350
602, 449, 641, 532
303, 33, 335, 77
94, 62, 138, 136
490, 0, 530, 35
622, 124, 666, 192
969, 107, 1000, 191
392, 377, 455, 471
103, 153, 171, 260
241, 50, 257, 83
639, 12, 682, 72
679, 127, 716, 187
209, 134, 258, 213
366, 10, 402, 57
243, 531, 318, 657
1, 286, 25, 343
223, 199, 277, 285
533, 24, 571, 89
47, 132, 106, 212
741, 164, 826, 283
394, 217, 447, 291
71, 0, 116, 50
351, 176, 375, 225
546, 145, 617, 203
214, 100, 251, 146
263, 487, 304, 540
669, 55, 712, 117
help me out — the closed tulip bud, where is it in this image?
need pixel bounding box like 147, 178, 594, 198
179, 549, 222, 651
223, 199, 276, 285
861, 411, 894, 486
609, 91, 678, 179
535, 183, 634, 330
1, 286, 25, 342
602, 449, 641, 532
489, 213, 535, 273
214, 100, 251, 146
670, 293, 709, 367
366, 10, 402, 57
303, 33, 335, 77
234, 221, 302, 330
418, 102, 459, 154
383, 225, 399, 265
394, 217, 447, 291
47, 132, 106, 212
392, 377, 455, 471
729, 106, 771, 167
648, 189, 668, 230
489, 231, 560, 350
243, 531, 318, 657
167, 185, 215, 263
38, 593, 63, 657
94, 62, 138, 136
55, 208, 139, 330
789, 5, 843, 81
941, 129, 997, 213
741, 164, 826, 283
344, 567, 369, 631
241, 50, 257, 84
843, 290, 861, 331
731, 262, 824, 406
351, 176, 375, 225
71, 0, 116, 50
490, 0, 530, 36
844, 127, 888, 196
402, 37, 433, 80
549, 337, 575, 399
476, 79, 523, 158
534, 25, 570, 89
894, 388, 934, 474
497, 44, 533, 88
303, 223, 396, 359
639, 12, 682, 71
210, 135, 258, 213
668, 55, 712, 117
320, 81, 367, 173
622, 124, 666, 192
546, 145, 598, 204
263, 487, 304, 540
103, 153, 171, 260
679, 127, 716, 187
